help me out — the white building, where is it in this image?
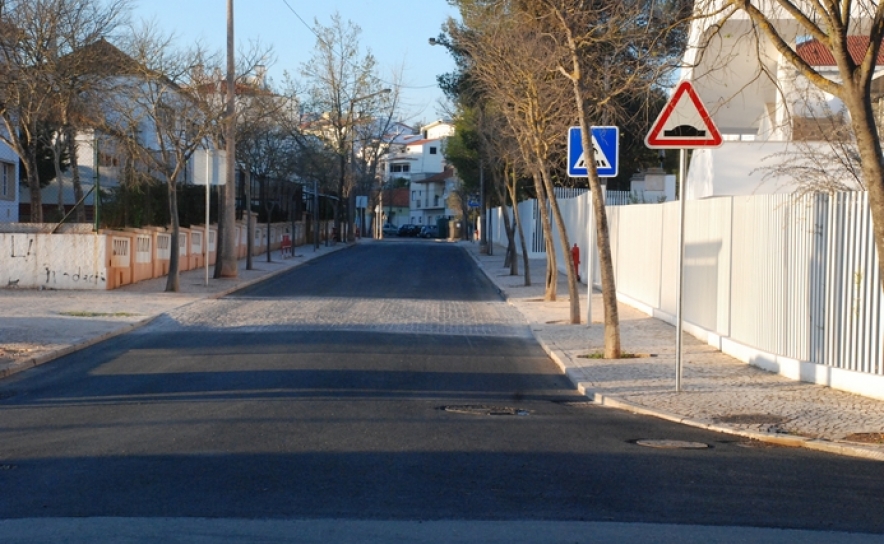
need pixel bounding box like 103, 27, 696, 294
682, 1, 880, 198
0, 131, 18, 222
379, 120, 459, 227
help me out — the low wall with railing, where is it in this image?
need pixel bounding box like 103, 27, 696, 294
0, 220, 310, 291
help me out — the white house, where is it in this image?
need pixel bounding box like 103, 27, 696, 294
682, 1, 880, 198
378, 119, 459, 227
0, 132, 18, 222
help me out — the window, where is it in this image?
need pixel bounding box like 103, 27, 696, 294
0, 162, 13, 201
391, 163, 410, 173
429, 147, 437, 155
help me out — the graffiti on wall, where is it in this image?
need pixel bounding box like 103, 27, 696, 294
10, 235, 34, 259
44, 266, 106, 285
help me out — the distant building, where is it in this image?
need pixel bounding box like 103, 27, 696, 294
377, 119, 460, 229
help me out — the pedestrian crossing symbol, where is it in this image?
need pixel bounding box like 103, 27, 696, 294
568, 126, 618, 178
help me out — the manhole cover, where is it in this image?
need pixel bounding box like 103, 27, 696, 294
635, 439, 709, 449
716, 414, 788, 425
441, 405, 531, 416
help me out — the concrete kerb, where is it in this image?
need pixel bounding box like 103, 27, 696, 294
0, 243, 350, 382
461, 244, 884, 462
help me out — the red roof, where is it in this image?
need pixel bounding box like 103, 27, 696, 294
389, 187, 409, 207
796, 36, 884, 66
415, 167, 455, 184
405, 138, 440, 147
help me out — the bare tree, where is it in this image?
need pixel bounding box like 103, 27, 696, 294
103, 27, 225, 291
300, 13, 397, 243
688, 0, 884, 292
524, 0, 689, 355
454, 5, 580, 320
0, 0, 131, 223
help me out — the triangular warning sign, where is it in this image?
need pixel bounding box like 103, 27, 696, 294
645, 81, 723, 149
574, 135, 611, 171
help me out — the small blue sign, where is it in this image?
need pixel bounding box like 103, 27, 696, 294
568, 126, 619, 178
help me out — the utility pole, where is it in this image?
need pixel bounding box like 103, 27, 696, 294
218, 0, 238, 277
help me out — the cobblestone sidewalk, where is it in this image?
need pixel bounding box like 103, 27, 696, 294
464, 241, 884, 462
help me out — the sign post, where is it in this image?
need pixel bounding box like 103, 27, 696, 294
568, 126, 619, 327
645, 81, 722, 392
194, 149, 228, 287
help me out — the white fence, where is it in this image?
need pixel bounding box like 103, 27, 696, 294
489, 190, 884, 399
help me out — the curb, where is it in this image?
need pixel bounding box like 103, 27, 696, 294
464, 245, 884, 462
0, 244, 348, 382
538, 325, 884, 463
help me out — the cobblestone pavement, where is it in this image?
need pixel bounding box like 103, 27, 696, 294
3, 239, 884, 460
152, 296, 531, 338
465, 242, 884, 461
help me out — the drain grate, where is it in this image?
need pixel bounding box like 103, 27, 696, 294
440, 405, 531, 416
635, 439, 709, 449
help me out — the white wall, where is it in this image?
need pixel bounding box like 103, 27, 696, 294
491, 190, 884, 399
1, 233, 108, 289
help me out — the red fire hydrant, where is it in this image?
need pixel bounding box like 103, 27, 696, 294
571, 244, 581, 282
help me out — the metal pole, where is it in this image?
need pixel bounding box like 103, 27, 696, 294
93, 134, 100, 231
204, 155, 210, 286
378, 184, 383, 239
314, 180, 319, 251
246, 169, 253, 270
479, 161, 487, 253
676, 148, 687, 392
586, 184, 594, 326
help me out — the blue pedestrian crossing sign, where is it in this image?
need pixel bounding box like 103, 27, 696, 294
568, 126, 619, 178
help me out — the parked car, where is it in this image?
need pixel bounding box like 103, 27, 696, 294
382, 223, 398, 236
419, 225, 439, 239
398, 224, 420, 237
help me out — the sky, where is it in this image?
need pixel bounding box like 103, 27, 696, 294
129, 0, 460, 125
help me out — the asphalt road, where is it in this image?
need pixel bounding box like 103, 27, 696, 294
0, 242, 882, 543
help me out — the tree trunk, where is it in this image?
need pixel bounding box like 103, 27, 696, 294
492, 168, 516, 272
53, 135, 64, 219
165, 179, 180, 292
846, 88, 884, 300
66, 126, 85, 223
532, 171, 556, 300
538, 161, 581, 324
576, 114, 621, 357
510, 169, 530, 286
26, 143, 43, 224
